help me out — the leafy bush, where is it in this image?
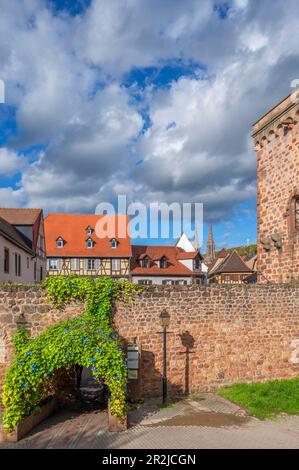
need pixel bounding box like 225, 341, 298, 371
2, 276, 141, 429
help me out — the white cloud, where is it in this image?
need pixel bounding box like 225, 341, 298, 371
0, 0, 299, 222
0, 187, 24, 207
0, 148, 25, 176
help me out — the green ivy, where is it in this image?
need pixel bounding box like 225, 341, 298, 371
2, 276, 142, 430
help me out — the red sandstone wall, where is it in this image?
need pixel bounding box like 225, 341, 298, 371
0, 285, 299, 402
0, 285, 84, 401
115, 285, 299, 397
253, 97, 299, 284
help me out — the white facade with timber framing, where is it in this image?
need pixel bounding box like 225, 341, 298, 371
44, 214, 131, 278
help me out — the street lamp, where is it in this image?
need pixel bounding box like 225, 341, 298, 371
159, 309, 170, 406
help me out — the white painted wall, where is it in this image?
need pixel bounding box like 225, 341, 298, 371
132, 276, 193, 285
177, 258, 194, 270
0, 218, 46, 284
175, 233, 196, 252
201, 262, 208, 273
35, 219, 46, 282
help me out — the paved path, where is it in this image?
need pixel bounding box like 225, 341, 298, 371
1, 394, 299, 449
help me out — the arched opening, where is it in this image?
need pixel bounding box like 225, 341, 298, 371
75, 365, 109, 411
286, 192, 299, 234
1, 276, 139, 437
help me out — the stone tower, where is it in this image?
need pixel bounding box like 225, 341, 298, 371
252, 93, 299, 283
205, 224, 216, 265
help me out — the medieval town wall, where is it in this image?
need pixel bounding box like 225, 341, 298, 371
0, 284, 299, 402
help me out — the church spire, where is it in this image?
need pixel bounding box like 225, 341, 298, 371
205, 224, 216, 265
193, 227, 200, 251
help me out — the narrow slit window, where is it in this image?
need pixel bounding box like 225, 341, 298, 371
295, 197, 299, 231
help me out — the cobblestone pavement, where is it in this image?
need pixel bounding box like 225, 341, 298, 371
1, 394, 299, 449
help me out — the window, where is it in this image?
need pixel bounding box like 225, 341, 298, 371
193, 257, 200, 270
34, 262, 37, 281
162, 280, 172, 285
39, 235, 45, 253
56, 237, 64, 248
49, 259, 59, 270
87, 259, 95, 270
111, 259, 120, 271
86, 226, 93, 236
296, 197, 299, 231
15, 253, 21, 277
86, 238, 94, 248
40, 266, 43, 281
140, 257, 150, 268
4, 248, 9, 273
138, 280, 152, 285
174, 280, 188, 285
160, 257, 168, 269
71, 258, 80, 270
110, 238, 118, 249
27, 257, 29, 269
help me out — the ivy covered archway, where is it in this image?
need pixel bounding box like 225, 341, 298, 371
2, 276, 140, 430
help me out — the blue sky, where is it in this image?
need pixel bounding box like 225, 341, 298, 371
0, 0, 298, 250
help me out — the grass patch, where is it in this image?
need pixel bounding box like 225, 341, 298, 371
218, 377, 299, 419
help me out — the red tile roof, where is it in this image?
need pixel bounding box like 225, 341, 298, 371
0, 208, 41, 225
131, 245, 199, 276
176, 251, 199, 260
45, 214, 131, 257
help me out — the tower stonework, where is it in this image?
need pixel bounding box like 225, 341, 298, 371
253, 94, 299, 283
205, 224, 216, 265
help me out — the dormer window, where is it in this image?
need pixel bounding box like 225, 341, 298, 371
56, 237, 64, 248
110, 238, 118, 249
86, 226, 93, 236
86, 238, 94, 249
160, 256, 168, 269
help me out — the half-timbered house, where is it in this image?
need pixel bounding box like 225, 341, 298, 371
44, 214, 131, 278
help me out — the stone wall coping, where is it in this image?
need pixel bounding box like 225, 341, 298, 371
0, 283, 299, 294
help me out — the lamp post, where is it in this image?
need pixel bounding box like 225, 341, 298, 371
159, 308, 170, 406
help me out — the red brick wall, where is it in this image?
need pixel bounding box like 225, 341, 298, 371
0, 285, 299, 402
253, 95, 299, 284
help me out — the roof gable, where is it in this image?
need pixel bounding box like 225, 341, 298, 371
0, 217, 33, 254
175, 232, 196, 252
209, 251, 253, 275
